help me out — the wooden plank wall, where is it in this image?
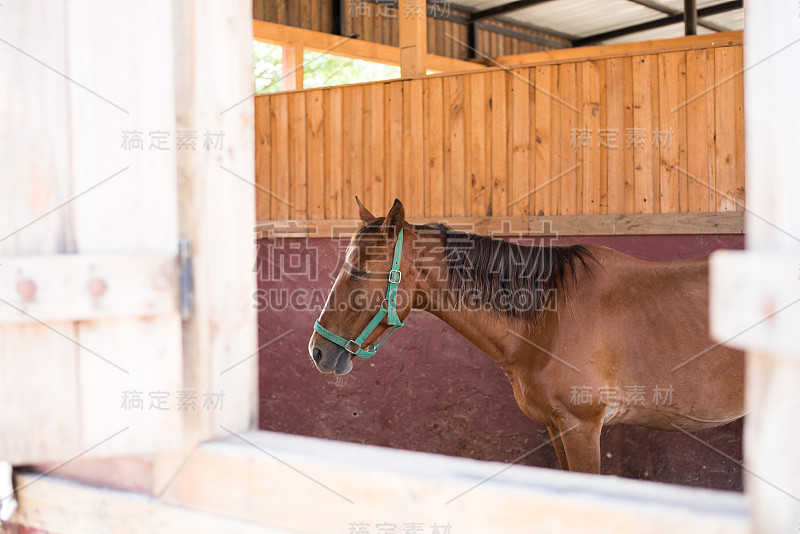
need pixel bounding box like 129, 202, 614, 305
252, 0, 568, 60
255, 41, 744, 226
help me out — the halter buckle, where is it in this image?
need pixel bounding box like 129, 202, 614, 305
388, 269, 402, 284
344, 340, 360, 354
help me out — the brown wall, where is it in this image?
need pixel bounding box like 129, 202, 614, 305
257, 233, 744, 491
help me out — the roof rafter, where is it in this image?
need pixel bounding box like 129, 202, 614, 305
572, 0, 742, 47
625, 0, 730, 32
468, 0, 556, 23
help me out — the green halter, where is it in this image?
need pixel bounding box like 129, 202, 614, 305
314, 229, 405, 358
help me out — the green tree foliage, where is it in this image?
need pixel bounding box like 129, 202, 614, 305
253, 41, 400, 93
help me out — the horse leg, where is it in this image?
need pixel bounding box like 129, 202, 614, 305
558, 420, 602, 473
547, 426, 569, 470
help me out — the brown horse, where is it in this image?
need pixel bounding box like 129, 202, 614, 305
308, 198, 744, 473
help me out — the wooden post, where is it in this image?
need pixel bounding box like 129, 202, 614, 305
282, 42, 304, 90
398, 0, 427, 76
711, 4, 800, 533
684, 0, 697, 35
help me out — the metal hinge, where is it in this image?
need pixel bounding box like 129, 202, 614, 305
178, 239, 194, 320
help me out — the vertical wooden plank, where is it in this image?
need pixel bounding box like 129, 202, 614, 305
533, 65, 552, 216
715, 46, 739, 212
276, 0, 287, 25
271, 93, 290, 219
444, 75, 453, 215
388, 81, 404, 204
342, 87, 353, 212
632, 55, 654, 213
733, 46, 745, 212
287, 0, 298, 26
320, 0, 331, 33
425, 77, 445, 217
484, 71, 494, 218
469, 73, 488, 217
622, 57, 636, 214
349, 86, 364, 212
686, 49, 715, 212
581, 60, 601, 214
491, 70, 508, 217
462, 75, 472, 216
408, 79, 425, 218
362, 85, 373, 213
306, 90, 324, 219
300, 0, 311, 30
549, 66, 562, 216
377, 6, 385, 46
651, 53, 661, 214
253, 0, 266, 21
598, 60, 608, 214
389, 8, 399, 48
255, 96, 271, 221
427, 16, 437, 56
526, 67, 537, 217
290, 92, 307, 219
361, 1, 374, 43
370, 84, 385, 213
322, 89, 332, 218
510, 68, 530, 217
558, 63, 577, 215
326, 88, 343, 219
605, 59, 624, 214
657, 52, 685, 214
402, 82, 412, 213
575, 62, 584, 214
0, 2, 82, 462
309, 0, 320, 32
446, 75, 466, 217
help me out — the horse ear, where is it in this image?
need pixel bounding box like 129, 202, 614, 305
381, 198, 405, 236
355, 196, 375, 223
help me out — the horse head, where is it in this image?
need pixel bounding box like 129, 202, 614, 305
308, 198, 417, 375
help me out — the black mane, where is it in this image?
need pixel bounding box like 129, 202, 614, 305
354, 220, 594, 323
419, 223, 594, 323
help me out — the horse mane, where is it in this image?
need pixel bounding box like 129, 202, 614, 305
354, 219, 595, 324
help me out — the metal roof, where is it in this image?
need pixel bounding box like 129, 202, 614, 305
455, 0, 743, 46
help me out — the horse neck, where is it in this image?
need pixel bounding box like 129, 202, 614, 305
412, 248, 519, 364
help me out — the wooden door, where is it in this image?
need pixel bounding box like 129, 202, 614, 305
0, 1, 183, 464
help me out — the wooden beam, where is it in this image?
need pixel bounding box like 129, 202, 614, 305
398, 0, 427, 76
281, 43, 304, 90
572, 1, 742, 47
0, 254, 176, 325
712, 3, 800, 531
168, 0, 259, 450
254, 212, 745, 239
12, 473, 276, 534
469, 0, 556, 23
685, 0, 698, 35
155, 430, 748, 534
495, 31, 742, 66
253, 19, 480, 73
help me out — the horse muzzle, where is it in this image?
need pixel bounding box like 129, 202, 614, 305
310, 342, 354, 375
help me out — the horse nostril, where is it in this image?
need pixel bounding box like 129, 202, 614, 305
312, 347, 322, 364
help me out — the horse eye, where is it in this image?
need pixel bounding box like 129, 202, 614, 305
350, 269, 368, 280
